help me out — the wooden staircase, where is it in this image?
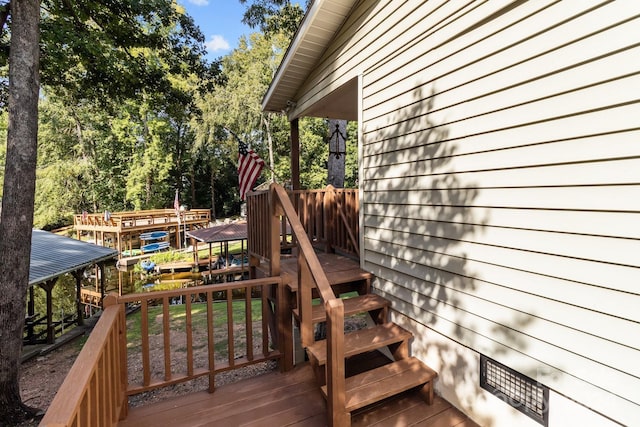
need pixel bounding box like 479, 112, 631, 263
253, 184, 438, 427
288, 263, 438, 426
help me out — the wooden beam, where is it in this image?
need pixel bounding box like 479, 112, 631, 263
291, 118, 300, 190
72, 269, 86, 327
39, 278, 59, 344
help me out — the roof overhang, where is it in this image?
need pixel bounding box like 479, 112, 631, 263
261, 0, 358, 116
29, 229, 118, 286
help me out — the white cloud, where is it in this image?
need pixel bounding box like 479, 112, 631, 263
205, 35, 231, 53
187, 0, 209, 5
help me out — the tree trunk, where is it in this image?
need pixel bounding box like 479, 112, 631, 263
0, 0, 42, 423
210, 162, 216, 221
327, 119, 346, 188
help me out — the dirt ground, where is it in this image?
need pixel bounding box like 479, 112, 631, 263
20, 344, 82, 410
16, 341, 84, 426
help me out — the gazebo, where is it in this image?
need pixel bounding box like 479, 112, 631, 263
25, 229, 118, 346
186, 221, 249, 280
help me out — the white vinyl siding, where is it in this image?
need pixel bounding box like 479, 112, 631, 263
357, 1, 640, 425
284, 0, 640, 425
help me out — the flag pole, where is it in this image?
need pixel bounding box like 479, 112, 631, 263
174, 189, 181, 250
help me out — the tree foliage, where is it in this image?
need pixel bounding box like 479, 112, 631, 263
0, 2, 365, 419
0, 0, 218, 109
0, 2, 218, 420
239, 0, 307, 37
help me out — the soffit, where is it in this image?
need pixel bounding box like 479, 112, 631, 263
262, 0, 358, 115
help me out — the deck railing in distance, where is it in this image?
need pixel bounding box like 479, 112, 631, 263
41, 278, 285, 426
40, 294, 127, 427
247, 186, 359, 263
73, 208, 211, 233
269, 183, 348, 426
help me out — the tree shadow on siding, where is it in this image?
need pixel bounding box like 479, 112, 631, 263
362, 86, 533, 425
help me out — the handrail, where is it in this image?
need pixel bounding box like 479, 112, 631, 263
40, 295, 127, 426
269, 183, 348, 425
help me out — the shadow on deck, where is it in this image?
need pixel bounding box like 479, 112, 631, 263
119, 362, 478, 427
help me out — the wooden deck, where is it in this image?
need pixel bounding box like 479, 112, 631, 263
264, 252, 373, 294
118, 363, 479, 427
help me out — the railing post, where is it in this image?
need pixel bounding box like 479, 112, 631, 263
103, 294, 128, 420
298, 255, 314, 348
326, 185, 339, 254
269, 184, 281, 276
326, 298, 348, 427
276, 279, 294, 371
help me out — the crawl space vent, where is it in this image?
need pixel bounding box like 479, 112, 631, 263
480, 355, 549, 426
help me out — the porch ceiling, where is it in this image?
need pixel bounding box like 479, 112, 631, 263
261, 0, 358, 116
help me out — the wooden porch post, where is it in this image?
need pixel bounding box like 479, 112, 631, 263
40, 278, 58, 344
99, 263, 106, 306
72, 269, 85, 327
327, 298, 348, 426
291, 118, 300, 190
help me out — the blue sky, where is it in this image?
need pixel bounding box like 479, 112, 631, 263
179, 0, 253, 59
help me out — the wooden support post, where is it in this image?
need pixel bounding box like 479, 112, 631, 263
298, 255, 313, 348
25, 286, 36, 343
27, 286, 35, 317
326, 298, 348, 427
269, 185, 281, 277
277, 280, 293, 371
39, 278, 58, 344
72, 269, 85, 327
99, 263, 106, 306
291, 118, 300, 191
103, 294, 129, 419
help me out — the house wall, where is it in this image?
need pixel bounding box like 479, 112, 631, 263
293, 1, 640, 425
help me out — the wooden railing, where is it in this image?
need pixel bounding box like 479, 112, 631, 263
119, 278, 283, 395
247, 186, 359, 262
74, 209, 211, 232
269, 183, 348, 425
41, 278, 285, 426
40, 295, 127, 426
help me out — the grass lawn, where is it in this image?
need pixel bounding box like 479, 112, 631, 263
126, 298, 264, 345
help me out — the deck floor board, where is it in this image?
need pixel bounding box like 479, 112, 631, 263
119, 363, 479, 427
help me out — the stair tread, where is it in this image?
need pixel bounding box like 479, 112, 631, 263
321, 357, 438, 412
306, 322, 412, 366
286, 269, 373, 292
293, 294, 389, 323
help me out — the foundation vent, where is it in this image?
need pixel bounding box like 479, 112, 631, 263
480, 355, 549, 426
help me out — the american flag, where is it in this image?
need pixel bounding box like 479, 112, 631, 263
238, 140, 265, 200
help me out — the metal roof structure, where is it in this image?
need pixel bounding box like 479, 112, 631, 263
30, 229, 118, 286
186, 222, 248, 244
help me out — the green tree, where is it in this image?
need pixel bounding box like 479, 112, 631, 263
239, 0, 307, 37
193, 31, 290, 206
0, 0, 216, 421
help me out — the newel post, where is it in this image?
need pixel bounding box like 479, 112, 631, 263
326, 298, 348, 426
324, 185, 336, 254
298, 255, 314, 347
103, 293, 129, 420
269, 184, 281, 277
